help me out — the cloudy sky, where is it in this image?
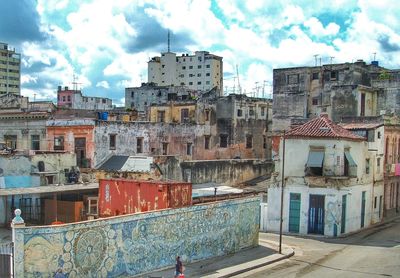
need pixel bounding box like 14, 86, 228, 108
1, 0, 400, 105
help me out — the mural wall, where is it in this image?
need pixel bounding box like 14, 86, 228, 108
14, 196, 260, 277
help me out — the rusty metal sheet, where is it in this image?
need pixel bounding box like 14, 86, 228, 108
98, 179, 192, 217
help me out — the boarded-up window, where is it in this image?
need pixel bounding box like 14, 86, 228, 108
287, 74, 299, 84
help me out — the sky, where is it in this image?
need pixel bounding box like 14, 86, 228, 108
1, 0, 400, 106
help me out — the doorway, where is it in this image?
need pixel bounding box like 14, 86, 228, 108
308, 194, 325, 235
74, 137, 86, 167
289, 193, 301, 233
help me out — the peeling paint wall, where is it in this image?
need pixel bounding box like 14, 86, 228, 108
14, 196, 260, 277
272, 62, 394, 132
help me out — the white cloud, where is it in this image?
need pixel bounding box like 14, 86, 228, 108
304, 17, 340, 36
96, 81, 110, 89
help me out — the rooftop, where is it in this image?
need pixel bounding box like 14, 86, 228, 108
285, 114, 365, 141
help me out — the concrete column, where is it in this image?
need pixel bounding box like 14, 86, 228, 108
11, 209, 25, 277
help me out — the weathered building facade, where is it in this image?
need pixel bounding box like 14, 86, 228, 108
0, 93, 53, 151
268, 115, 379, 236
272, 60, 399, 132
57, 86, 113, 110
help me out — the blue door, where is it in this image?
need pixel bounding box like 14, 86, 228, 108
308, 194, 325, 235
289, 193, 301, 233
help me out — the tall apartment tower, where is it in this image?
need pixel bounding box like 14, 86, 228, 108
148, 51, 223, 95
0, 42, 21, 95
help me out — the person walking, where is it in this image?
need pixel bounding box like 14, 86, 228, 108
175, 256, 184, 278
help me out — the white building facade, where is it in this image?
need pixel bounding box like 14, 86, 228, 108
148, 51, 223, 95
268, 115, 382, 236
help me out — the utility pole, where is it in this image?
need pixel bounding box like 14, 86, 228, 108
279, 130, 286, 254
313, 54, 319, 66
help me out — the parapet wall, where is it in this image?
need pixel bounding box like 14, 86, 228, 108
14, 196, 260, 277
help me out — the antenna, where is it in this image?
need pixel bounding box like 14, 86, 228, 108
319, 57, 322, 66
313, 54, 319, 66
330, 56, 335, 64
72, 74, 82, 91
373, 52, 377, 61
167, 29, 170, 52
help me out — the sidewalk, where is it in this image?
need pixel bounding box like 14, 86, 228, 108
141, 239, 294, 278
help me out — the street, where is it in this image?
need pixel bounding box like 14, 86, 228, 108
235, 218, 400, 278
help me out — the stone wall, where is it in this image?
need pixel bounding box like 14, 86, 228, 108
13, 196, 260, 277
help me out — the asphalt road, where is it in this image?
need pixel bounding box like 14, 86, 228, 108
234, 218, 400, 278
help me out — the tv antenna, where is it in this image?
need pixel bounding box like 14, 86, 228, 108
72, 74, 82, 91
313, 54, 319, 66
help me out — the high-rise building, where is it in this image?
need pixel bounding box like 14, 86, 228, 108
0, 42, 21, 95
148, 51, 223, 95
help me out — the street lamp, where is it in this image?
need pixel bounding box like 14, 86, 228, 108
279, 131, 286, 254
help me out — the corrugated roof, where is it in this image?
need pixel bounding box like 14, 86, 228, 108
98, 156, 129, 171
339, 122, 383, 130
286, 115, 365, 141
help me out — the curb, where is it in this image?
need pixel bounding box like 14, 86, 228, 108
217, 241, 295, 278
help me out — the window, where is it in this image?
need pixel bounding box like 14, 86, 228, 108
189, 73, 194, 77
162, 65, 165, 68
189, 82, 193, 85
157, 110, 165, 122
204, 136, 210, 150
206, 65, 210, 68
220, 134, 228, 148
54, 136, 64, 151
62, 96, 66, 102
181, 108, 189, 123
197, 81, 201, 85
237, 109, 243, 117
249, 108, 255, 116
330, 71, 338, 80
197, 73, 201, 77
367, 130, 375, 142
67, 95, 71, 101
366, 158, 370, 174
109, 134, 116, 150
263, 135, 267, 149
189, 66, 193, 69
261, 107, 265, 116
186, 143, 192, 155
306, 148, 325, 176
198, 65, 202, 69
287, 74, 299, 84
102, 99, 106, 104
4, 135, 17, 149
87, 197, 98, 216
206, 73, 210, 76
162, 142, 168, 155
206, 81, 210, 85
246, 134, 253, 149
377, 131, 381, 139
312, 72, 319, 80
31, 135, 40, 150
374, 196, 377, 209
136, 137, 143, 153
182, 66, 186, 70
312, 98, 319, 105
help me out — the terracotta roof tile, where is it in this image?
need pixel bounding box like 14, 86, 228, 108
286, 115, 365, 141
